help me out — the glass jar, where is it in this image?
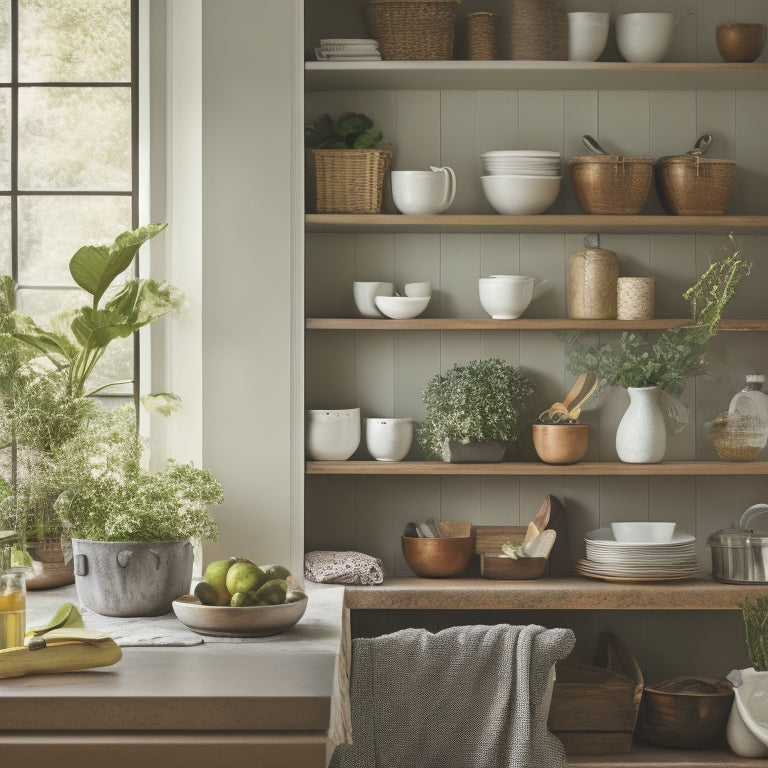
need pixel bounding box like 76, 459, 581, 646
712, 374, 768, 461
0, 572, 25, 650
567, 244, 618, 319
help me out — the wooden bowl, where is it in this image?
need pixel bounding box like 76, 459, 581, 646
639, 676, 733, 749
480, 553, 547, 580
532, 423, 589, 464
401, 535, 474, 578
716, 23, 766, 62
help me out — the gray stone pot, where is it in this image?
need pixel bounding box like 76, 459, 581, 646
72, 538, 193, 617
441, 439, 507, 463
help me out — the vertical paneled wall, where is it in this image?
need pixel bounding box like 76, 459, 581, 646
304, 0, 768, 677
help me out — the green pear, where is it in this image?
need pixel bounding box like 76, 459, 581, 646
254, 578, 287, 606
194, 580, 221, 606
225, 560, 267, 596
202, 557, 237, 605
262, 564, 291, 581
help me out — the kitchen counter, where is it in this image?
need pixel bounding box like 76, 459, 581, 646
0, 582, 349, 768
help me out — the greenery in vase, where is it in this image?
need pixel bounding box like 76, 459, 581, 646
52, 404, 223, 542
305, 112, 384, 149
742, 594, 768, 672
567, 238, 752, 398
416, 358, 533, 460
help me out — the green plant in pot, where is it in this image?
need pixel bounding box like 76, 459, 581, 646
52, 404, 224, 617
417, 358, 533, 462
0, 223, 186, 588
567, 239, 752, 464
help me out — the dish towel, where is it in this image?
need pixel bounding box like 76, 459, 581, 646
304, 550, 384, 585
329, 623, 575, 768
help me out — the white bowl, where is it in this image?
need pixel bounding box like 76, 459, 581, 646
353, 281, 394, 318
478, 276, 535, 319
306, 408, 360, 460
366, 418, 413, 461
616, 12, 675, 63
611, 521, 677, 543
403, 281, 432, 298
374, 295, 430, 319
568, 12, 609, 61
480, 174, 561, 215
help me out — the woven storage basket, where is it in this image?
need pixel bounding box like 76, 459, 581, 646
466, 11, 497, 60
308, 148, 393, 214
655, 156, 736, 215
617, 277, 655, 321
568, 155, 653, 215
500, 0, 568, 60
362, 2, 458, 60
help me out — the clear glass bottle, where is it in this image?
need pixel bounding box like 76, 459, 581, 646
712, 374, 768, 461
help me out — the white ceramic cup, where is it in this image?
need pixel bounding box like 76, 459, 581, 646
353, 281, 394, 318
366, 417, 413, 461
616, 12, 689, 63
306, 408, 361, 460
403, 281, 432, 298
391, 166, 456, 215
567, 12, 609, 61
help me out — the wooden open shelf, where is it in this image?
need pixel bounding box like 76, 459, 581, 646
307, 460, 768, 476
305, 214, 768, 234
305, 61, 768, 92
343, 575, 764, 611
306, 318, 768, 332
567, 743, 766, 767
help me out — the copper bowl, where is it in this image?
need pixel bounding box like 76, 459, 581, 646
532, 423, 589, 464
716, 23, 766, 62
401, 535, 474, 578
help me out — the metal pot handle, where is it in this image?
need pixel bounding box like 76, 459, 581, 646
739, 504, 768, 531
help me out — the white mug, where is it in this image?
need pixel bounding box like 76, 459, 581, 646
391, 166, 456, 215
353, 281, 394, 318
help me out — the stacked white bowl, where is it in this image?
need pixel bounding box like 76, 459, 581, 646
480, 150, 562, 215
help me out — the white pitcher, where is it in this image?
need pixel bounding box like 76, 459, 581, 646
391, 166, 456, 215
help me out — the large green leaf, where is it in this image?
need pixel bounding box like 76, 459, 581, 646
69, 223, 167, 307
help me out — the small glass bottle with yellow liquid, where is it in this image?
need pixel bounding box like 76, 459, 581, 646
0, 572, 25, 650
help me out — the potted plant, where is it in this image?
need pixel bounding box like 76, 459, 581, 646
567, 239, 752, 463
305, 111, 392, 214
417, 358, 533, 462
0, 223, 185, 587
51, 404, 224, 617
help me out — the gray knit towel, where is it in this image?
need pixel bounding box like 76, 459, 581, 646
330, 623, 575, 768
304, 550, 384, 585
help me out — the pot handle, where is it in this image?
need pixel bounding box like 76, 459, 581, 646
74, 554, 88, 577
740, 504, 768, 532
117, 550, 133, 568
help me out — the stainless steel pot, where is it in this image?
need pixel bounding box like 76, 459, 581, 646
708, 504, 768, 583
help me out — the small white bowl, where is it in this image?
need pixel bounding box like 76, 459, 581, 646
568, 12, 609, 61
403, 281, 432, 298
366, 418, 413, 461
611, 521, 677, 543
306, 408, 360, 460
616, 12, 675, 63
480, 174, 561, 215
374, 295, 430, 319
353, 281, 394, 318
478, 276, 535, 319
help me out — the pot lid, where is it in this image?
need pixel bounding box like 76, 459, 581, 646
707, 529, 768, 547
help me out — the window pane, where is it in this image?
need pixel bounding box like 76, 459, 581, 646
19, 0, 130, 83
18, 196, 132, 284
0, 89, 9, 188
18, 86, 131, 190
0, 1, 9, 82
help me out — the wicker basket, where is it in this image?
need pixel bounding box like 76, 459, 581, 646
655, 156, 736, 215
617, 277, 655, 321
568, 155, 653, 215
548, 630, 644, 755
466, 11, 497, 60
307, 148, 393, 214
500, 0, 568, 60
362, 2, 458, 60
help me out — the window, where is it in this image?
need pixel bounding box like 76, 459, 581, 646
3, 0, 137, 402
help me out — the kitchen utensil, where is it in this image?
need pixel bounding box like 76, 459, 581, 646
581, 135, 609, 156
540, 372, 597, 422
687, 133, 712, 156
708, 504, 768, 583
391, 166, 456, 215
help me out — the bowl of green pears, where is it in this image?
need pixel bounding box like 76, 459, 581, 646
172, 557, 308, 637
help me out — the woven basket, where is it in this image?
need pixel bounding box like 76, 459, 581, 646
362, 2, 458, 60
655, 156, 736, 215
308, 148, 393, 214
568, 155, 653, 215
500, 0, 568, 60
617, 277, 655, 321
466, 11, 496, 60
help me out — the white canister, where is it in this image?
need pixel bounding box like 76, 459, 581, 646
391, 166, 456, 215
306, 408, 361, 460
365, 418, 413, 461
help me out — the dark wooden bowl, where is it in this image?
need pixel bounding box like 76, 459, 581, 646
401, 535, 474, 578
480, 553, 547, 580
639, 676, 734, 749
532, 423, 589, 464
716, 23, 766, 62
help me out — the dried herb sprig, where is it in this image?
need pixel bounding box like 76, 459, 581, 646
742, 594, 768, 672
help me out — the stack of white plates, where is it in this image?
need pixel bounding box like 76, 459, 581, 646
481, 150, 561, 177
315, 38, 381, 61
572, 527, 699, 582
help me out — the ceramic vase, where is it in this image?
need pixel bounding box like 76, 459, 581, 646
615, 386, 666, 463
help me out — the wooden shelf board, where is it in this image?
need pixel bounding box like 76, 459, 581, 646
305, 61, 768, 92
305, 214, 768, 234
343, 574, 765, 611
306, 318, 768, 332
567, 743, 763, 767
307, 460, 768, 476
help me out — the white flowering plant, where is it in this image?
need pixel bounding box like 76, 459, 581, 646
417, 358, 534, 460
52, 405, 223, 542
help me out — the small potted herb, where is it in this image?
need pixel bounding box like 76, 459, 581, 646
305, 111, 392, 214
417, 358, 533, 462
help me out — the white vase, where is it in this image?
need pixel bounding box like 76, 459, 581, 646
615, 386, 666, 463
727, 668, 768, 758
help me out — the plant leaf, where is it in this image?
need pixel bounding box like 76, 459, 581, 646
69, 223, 167, 306
141, 392, 182, 417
